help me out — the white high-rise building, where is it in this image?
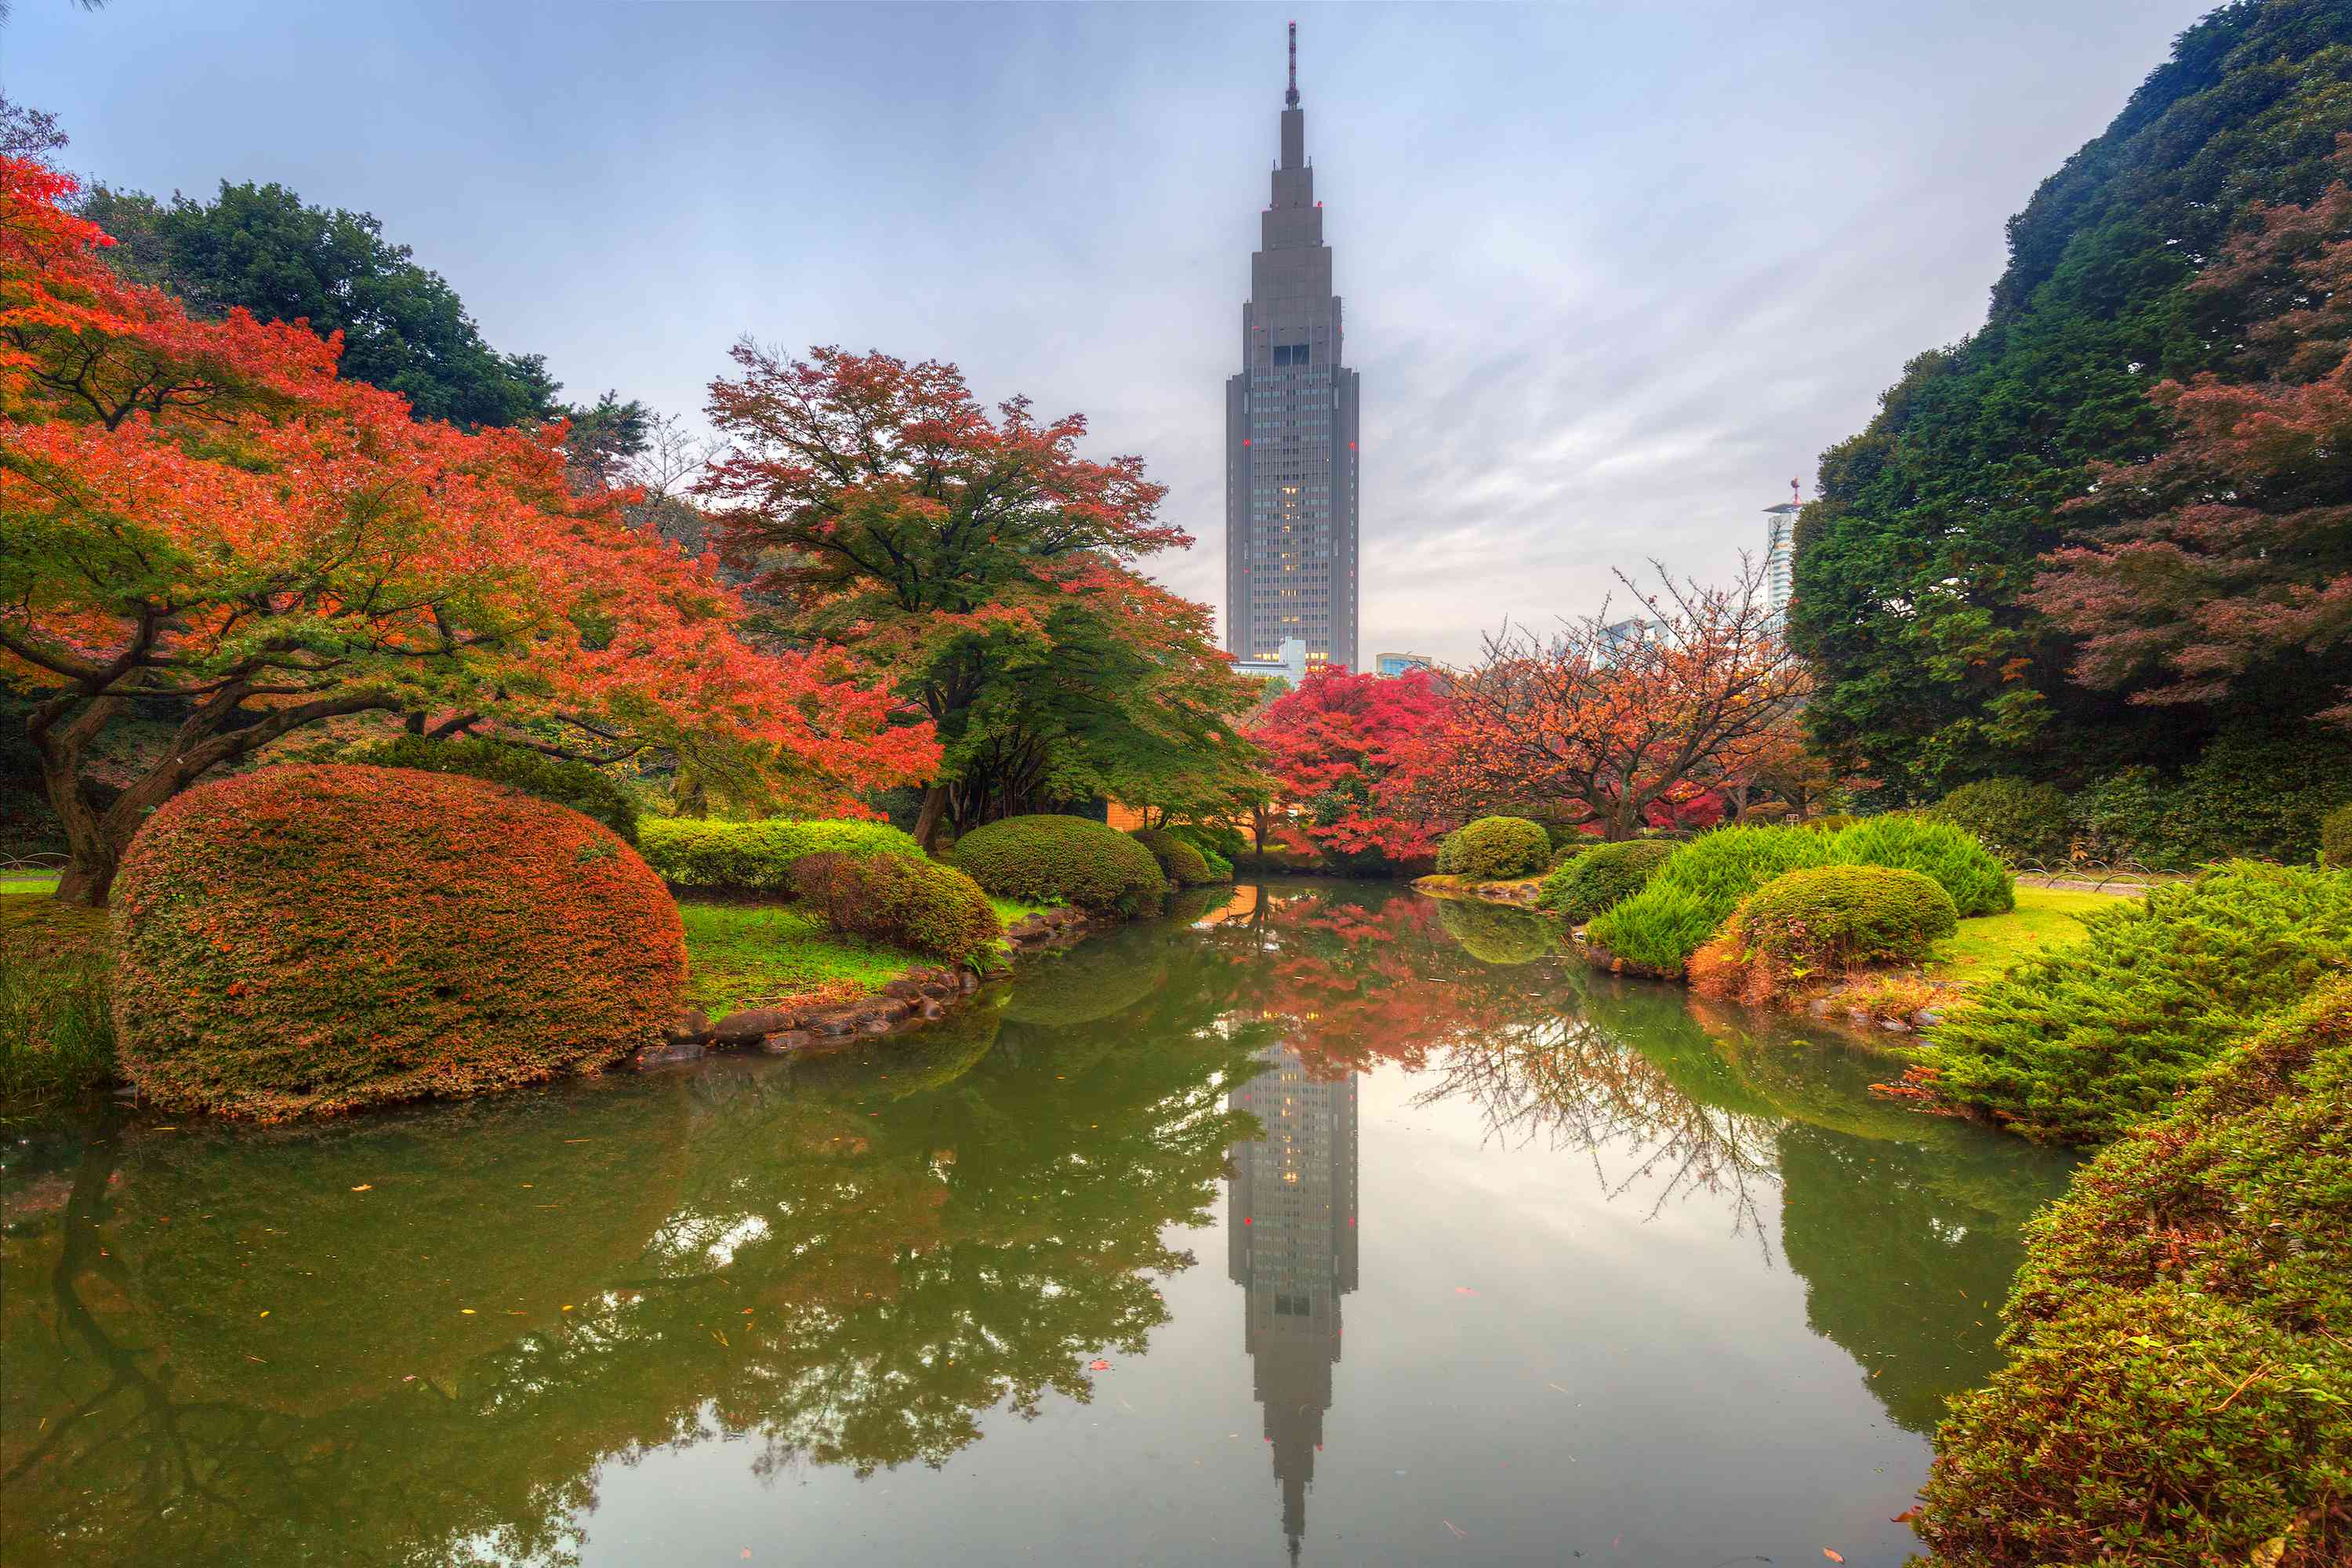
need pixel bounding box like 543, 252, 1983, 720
1762, 501, 1799, 621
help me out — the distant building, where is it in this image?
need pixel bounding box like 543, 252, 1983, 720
1762, 499, 1800, 621
1226, 22, 1363, 674
1596, 617, 1653, 667
1235, 636, 1310, 687
1374, 652, 1433, 677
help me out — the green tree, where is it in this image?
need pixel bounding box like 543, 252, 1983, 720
1789, 0, 2352, 800
75, 180, 558, 428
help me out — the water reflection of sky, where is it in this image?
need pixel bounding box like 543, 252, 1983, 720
0, 880, 2073, 1568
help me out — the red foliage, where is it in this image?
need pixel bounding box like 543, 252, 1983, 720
2035, 142, 2352, 720
111, 765, 684, 1120
0, 159, 934, 902
1247, 666, 1450, 863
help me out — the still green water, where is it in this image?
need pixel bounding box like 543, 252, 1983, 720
0, 881, 2074, 1567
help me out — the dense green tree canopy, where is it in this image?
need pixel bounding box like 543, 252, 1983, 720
77, 180, 558, 428
1790, 0, 2352, 800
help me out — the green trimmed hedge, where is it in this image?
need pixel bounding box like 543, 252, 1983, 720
636, 816, 921, 895
112, 765, 681, 1120
1436, 816, 1551, 880
949, 814, 1167, 916
1734, 864, 1957, 968
1915, 979, 2352, 1566
1927, 777, 2071, 866
355, 735, 639, 843
1537, 839, 1671, 924
1131, 829, 1223, 886
1829, 814, 2013, 916
1924, 861, 2352, 1143
789, 851, 1002, 966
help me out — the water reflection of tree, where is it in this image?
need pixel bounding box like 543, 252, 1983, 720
0, 972, 1264, 1566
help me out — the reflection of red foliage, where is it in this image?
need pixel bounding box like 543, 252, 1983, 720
1210, 889, 1544, 1078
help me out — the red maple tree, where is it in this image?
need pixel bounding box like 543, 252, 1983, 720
0, 158, 935, 902
2034, 143, 2352, 722
1246, 666, 1450, 866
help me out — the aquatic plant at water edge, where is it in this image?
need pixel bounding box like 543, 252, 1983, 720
1130, 829, 1222, 886
0, 894, 117, 1100
1537, 839, 1672, 924
1913, 978, 2352, 1566
111, 765, 683, 1120
1922, 861, 2352, 1144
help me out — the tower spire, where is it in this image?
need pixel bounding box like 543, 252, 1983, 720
1286, 20, 1299, 107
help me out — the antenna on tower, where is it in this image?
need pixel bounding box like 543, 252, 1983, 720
1791, 476, 1802, 506
1286, 21, 1299, 107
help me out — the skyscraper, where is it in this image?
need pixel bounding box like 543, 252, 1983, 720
1763, 484, 1801, 622
1228, 1043, 1360, 1562
1227, 23, 1362, 673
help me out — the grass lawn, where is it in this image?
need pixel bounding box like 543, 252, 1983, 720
677, 895, 1049, 1018
1927, 885, 2124, 991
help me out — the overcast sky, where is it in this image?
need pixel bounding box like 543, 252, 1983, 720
11, 0, 2216, 664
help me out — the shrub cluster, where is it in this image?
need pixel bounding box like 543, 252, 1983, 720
1587, 824, 1834, 972
1549, 839, 1592, 869
1435, 897, 1552, 966
2069, 724, 2352, 869
111, 765, 682, 1120
636, 815, 921, 895
1537, 839, 1672, 924
0, 895, 116, 1101
1924, 861, 2352, 1143
1435, 816, 1552, 880
354, 734, 640, 843
2324, 803, 2352, 869
1914, 979, 2352, 1566
949, 814, 1167, 915
1828, 814, 2013, 916
1131, 828, 1223, 886
789, 851, 1003, 966
1927, 777, 2071, 865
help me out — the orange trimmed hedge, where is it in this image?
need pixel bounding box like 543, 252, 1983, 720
112, 764, 684, 1120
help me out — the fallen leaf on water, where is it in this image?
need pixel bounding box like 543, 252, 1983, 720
1824, 1551, 1846, 1563
1089, 1358, 1112, 1370
1455, 1287, 1477, 1295
350, 1184, 372, 1192
460, 1309, 477, 1316
1890, 1506, 1922, 1523
1443, 1521, 1465, 1540
257, 1310, 270, 1318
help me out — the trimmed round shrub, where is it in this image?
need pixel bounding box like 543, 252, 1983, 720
636, 815, 921, 895
1928, 777, 2071, 865
1735, 864, 1958, 968
2324, 803, 2352, 869
1549, 839, 1593, 869
1537, 839, 1672, 924
790, 851, 1003, 965
1443, 816, 1552, 880
353, 734, 640, 843
112, 765, 683, 1120
1829, 813, 2014, 916
1131, 828, 1220, 886
949, 814, 1167, 915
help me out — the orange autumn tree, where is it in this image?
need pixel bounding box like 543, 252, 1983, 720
0, 159, 934, 903
1430, 557, 1810, 840
699, 343, 1254, 844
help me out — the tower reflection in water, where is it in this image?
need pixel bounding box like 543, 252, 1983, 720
1227, 1045, 1359, 1562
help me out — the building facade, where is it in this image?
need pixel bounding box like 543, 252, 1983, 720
1226, 24, 1362, 673
1236, 636, 1311, 687
1762, 501, 1798, 621
1374, 652, 1432, 678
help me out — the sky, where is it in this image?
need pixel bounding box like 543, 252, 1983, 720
9, 0, 2217, 666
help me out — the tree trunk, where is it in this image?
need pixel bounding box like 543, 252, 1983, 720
912, 782, 951, 851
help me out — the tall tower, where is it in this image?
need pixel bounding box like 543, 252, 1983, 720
1226, 21, 1362, 673
1763, 480, 1801, 622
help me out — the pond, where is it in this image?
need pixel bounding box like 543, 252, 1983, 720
0, 880, 2075, 1567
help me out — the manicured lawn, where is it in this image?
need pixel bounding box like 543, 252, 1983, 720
1927, 885, 2123, 990
677, 902, 924, 1016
